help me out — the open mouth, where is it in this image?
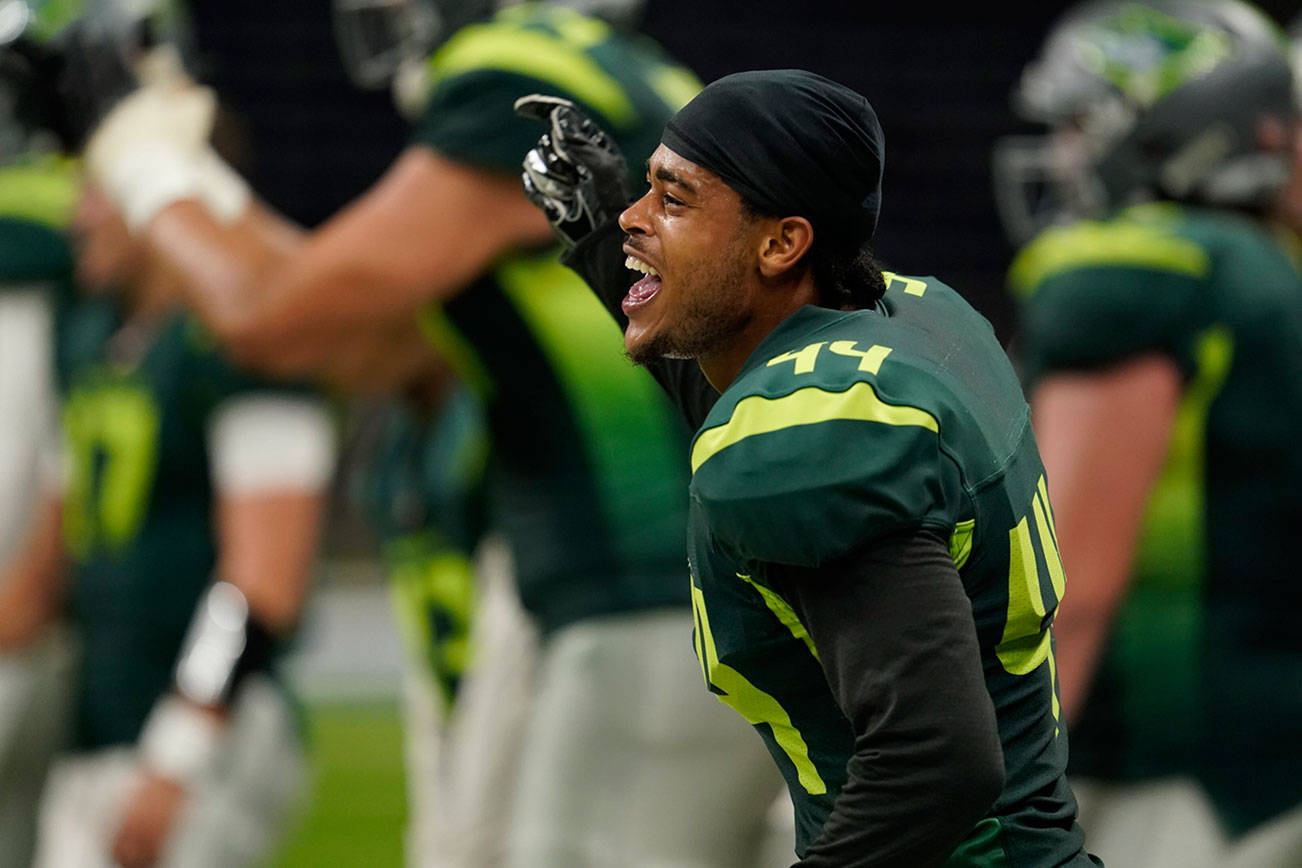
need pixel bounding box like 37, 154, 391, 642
622, 254, 662, 313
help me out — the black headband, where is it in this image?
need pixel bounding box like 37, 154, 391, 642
660, 69, 885, 250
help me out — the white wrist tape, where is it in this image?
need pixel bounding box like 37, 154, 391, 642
102, 143, 251, 232
194, 148, 253, 225
208, 395, 337, 494
175, 581, 251, 707
138, 694, 224, 786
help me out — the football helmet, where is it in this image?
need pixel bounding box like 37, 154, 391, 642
332, 0, 486, 91
0, 2, 66, 161
332, 0, 646, 118
994, 0, 1299, 244
0, 0, 175, 162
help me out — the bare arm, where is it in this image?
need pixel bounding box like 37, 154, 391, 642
213, 488, 327, 634
0, 496, 66, 651
144, 146, 553, 375
1030, 354, 1182, 723
312, 314, 452, 398
114, 467, 330, 868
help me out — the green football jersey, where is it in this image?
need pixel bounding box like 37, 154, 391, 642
353, 385, 490, 706
0, 155, 78, 295
1011, 203, 1302, 832
411, 4, 702, 634
55, 299, 298, 750
687, 276, 1091, 865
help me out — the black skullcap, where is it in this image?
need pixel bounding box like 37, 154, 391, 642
660, 69, 885, 249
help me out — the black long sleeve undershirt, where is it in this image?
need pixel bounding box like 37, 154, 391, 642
562, 223, 1005, 865
770, 532, 1006, 867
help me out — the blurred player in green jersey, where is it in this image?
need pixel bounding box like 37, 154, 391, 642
0, 16, 82, 864
996, 1, 1302, 865
74, 1, 786, 865
0, 8, 338, 856
517, 70, 1101, 865
347, 381, 542, 865
0, 4, 134, 860
0, 152, 78, 868
0, 170, 337, 866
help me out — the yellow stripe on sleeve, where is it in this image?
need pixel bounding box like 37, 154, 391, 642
428, 21, 636, 126
691, 381, 939, 474
0, 156, 80, 230
1009, 221, 1210, 298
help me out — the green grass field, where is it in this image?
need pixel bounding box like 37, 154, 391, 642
272, 702, 408, 868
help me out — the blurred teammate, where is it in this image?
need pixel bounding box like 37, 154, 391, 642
0, 17, 80, 866
516, 72, 1100, 866
76, 1, 785, 865
0, 154, 77, 868
999, 2, 1302, 865
347, 380, 543, 865
0, 170, 337, 866
0, 4, 136, 860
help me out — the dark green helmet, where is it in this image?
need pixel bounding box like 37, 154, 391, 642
0, 0, 80, 159
332, 0, 493, 91
995, 0, 1298, 243
332, 0, 646, 117
0, 0, 179, 161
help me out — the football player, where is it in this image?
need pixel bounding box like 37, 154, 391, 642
0, 6, 81, 864
76, 1, 786, 865
346, 379, 543, 865
0, 170, 338, 867
998, 2, 1302, 865
516, 71, 1101, 866
0, 9, 337, 862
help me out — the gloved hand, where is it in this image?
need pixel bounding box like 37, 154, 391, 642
514, 94, 630, 250
82, 78, 248, 230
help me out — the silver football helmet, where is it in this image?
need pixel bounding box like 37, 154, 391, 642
994, 0, 1299, 244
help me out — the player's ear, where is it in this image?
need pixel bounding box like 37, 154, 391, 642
756, 216, 814, 279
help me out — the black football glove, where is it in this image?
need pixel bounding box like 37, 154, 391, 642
514, 94, 631, 250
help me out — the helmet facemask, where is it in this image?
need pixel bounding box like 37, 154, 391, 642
0, 0, 180, 163
993, 124, 1112, 246
997, 0, 1300, 243
332, 0, 443, 92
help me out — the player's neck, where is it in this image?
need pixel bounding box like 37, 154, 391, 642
697, 276, 818, 392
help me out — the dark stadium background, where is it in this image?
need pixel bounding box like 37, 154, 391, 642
183, 0, 1302, 345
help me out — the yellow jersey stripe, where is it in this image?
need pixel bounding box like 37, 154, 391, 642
739, 574, 820, 661
0, 157, 80, 230
691, 381, 939, 474
998, 515, 1051, 676
428, 22, 636, 126
949, 518, 976, 570
692, 583, 827, 794
1009, 222, 1210, 297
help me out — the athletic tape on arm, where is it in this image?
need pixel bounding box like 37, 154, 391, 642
207, 395, 337, 494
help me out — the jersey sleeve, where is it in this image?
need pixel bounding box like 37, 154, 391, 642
689, 386, 964, 568
412, 67, 578, 174
1009, 219, 1210, 385
0, 157, 78, 289
409, 9, 697, 184
0, 218, 74, 288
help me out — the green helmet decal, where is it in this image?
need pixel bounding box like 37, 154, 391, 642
21, 0, 88, 43
1076, 3, 1233, 107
